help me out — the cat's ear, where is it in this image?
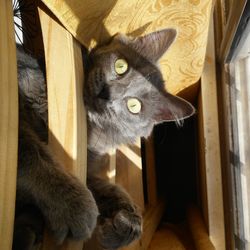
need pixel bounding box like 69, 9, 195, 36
154, 92, 195, 125
134, 28, 177, 62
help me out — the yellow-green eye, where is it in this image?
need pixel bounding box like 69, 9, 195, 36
127, 98, 141, 114
115, 58, 128, 75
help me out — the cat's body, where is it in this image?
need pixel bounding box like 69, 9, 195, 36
14, 29, 195, 250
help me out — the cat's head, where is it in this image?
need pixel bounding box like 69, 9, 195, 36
84, 29, 195, 146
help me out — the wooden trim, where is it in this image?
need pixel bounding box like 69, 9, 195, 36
219, 0, 247, 62
216, 64, 236, 250
198, 15, 226, 250
144, 136, 158, 206
39, 4, 87, 250
214, 1, 247, 248
116, 139, 145, 211
0, 1, 18, 249
213, 0, 227, 57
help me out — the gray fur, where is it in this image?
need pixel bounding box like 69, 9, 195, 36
85, 29, 195, 155
15, 29, 195, 250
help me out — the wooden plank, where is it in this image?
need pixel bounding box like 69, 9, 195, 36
0, 1, 18, 249
38, 4, 86, 250
198, 15, 225, 250
187, 205, 215, 250
197, 86, 208, 226
216, 65, 235, 250
144, 136, 158, 206
214, 2, 237, 249
116, 139, 145, 211
148, 223, 196, 250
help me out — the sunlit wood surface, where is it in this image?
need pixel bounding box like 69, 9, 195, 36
39, 4, 86, 250
0, 1, 18, 249
198, 16, 225, 250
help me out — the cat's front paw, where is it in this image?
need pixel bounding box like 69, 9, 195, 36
45, 183, 99, 244
98, 208, 142, 249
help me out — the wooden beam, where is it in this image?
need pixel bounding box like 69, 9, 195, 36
198, 15, 225, 250
144, 136, 158, 206
0, 1, 18, 249
39, 4, 87, 250
214, 2, 240, 249
116, 139, 145, 211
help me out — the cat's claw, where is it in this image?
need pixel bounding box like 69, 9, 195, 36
98, 209, 142, 249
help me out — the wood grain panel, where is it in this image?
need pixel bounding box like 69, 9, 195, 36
39, 4, 86, 250
0, 1, 18, 249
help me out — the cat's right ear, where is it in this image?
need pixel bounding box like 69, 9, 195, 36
133, 28, 177, 62
153, 92, 196, 125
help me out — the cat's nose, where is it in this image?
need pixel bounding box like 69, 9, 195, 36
97, 83, 110, 100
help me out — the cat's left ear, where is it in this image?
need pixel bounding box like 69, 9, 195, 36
154, 92, 196, 125
135, 28, 177, 62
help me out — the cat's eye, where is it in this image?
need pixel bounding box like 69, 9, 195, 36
115, 58, 128, 75
127, 98, 141, 114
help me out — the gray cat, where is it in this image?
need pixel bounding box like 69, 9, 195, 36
14, 28, 195, 250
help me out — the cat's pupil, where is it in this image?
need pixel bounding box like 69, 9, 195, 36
115, 58, 128, 75
127, 98, 141, 114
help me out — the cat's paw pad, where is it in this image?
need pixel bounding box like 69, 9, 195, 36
98, 209, 142, 249
46, 185, 99, 244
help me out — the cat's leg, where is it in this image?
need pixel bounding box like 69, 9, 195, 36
87, 176, 142, 249
17, 124, 99, 245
